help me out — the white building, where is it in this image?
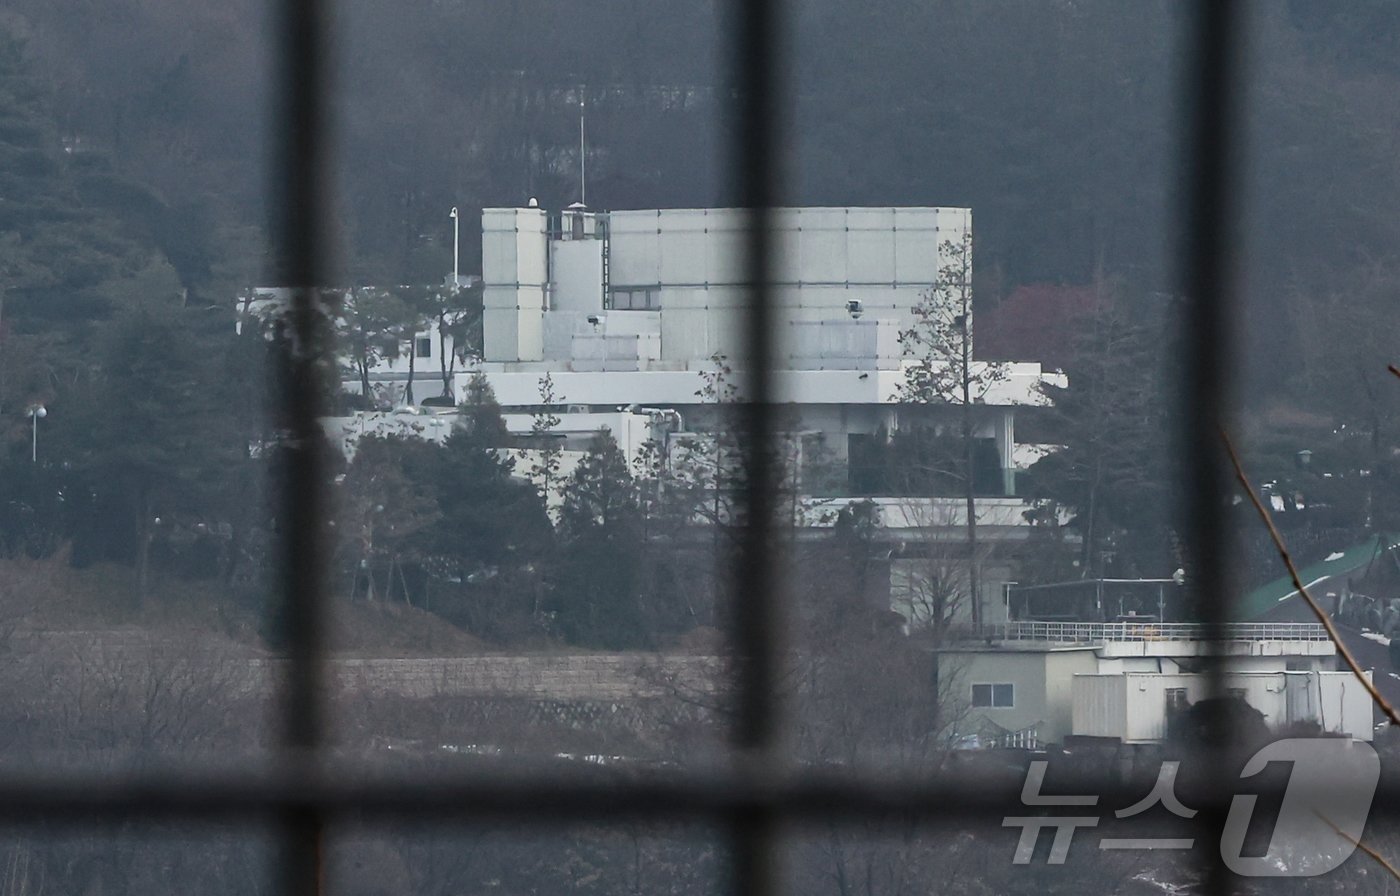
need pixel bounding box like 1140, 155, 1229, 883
276, 204, 1068, 628
471, 205, 1069, 625
936, 621, 1369, 748
474, 206, 1057, 494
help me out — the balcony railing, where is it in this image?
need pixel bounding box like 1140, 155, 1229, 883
987, 621, 1331, 644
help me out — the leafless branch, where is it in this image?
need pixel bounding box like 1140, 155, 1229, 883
1221, 430, 1400, 727
1316, 811, 1400, 882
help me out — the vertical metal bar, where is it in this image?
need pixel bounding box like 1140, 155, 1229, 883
273, 0, 331, 891
1177, 1, 1243, 893
728, 0, 783, 891
731, 0, 781, 759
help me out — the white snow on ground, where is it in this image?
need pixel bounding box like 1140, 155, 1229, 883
1129, 873, 1191, 895
1324, 551, 1345, 562
1361, 630, 1392, 647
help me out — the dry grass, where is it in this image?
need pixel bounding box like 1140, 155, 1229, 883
0, 552, 490, 658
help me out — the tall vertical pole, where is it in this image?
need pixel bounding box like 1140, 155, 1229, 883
31, 411, 37, 464
450, 207, 459, 288
958, 241, 980, 631
579, 98, 587, 207
273, 0, 331, 889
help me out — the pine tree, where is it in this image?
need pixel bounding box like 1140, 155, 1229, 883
1024, 292, 1173, 577
551, 429, 647, 648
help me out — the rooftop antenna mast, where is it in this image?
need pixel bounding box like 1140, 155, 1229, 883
579, 95, 587, 207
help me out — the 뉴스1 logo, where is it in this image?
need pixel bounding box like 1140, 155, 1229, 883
1003, 738, 1380, 877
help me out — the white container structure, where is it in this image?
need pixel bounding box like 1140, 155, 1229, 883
1072, 670, 1374, 743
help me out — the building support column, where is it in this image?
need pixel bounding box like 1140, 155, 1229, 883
994, 408, 1016, 496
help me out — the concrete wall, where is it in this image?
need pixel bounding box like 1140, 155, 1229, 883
1072, 671, 1373, 743
549, 238, 604, 313
483, 208, 549, 361
1042, 650, 1102, 744
484, 206, 973, 368
946, 651, 1050, 744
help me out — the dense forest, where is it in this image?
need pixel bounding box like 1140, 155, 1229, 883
4, 0, 1400, 410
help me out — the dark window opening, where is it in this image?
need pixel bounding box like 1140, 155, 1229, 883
972, 683, 1014, 708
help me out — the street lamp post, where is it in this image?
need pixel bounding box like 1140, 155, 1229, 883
449, 207, 459, 289
28, 404, 45, 463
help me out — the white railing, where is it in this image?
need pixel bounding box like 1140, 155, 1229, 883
958, 722, 1041, 751
988, 621, 1331, 643
986, 725, 1040, 750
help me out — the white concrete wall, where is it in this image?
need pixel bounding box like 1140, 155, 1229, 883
1072, 671, 1373, 743
612, 207, 968, 367
527, 206, 973, 368
1043, 650, 1103, 744
549, 239, 604, 313
468, 365, 1058, 408
483, 208, 548, 361
607, 206, 964, 294
787, 319, 904, 371
322, 411, 458, 459
948, 651, 1050, 745
500, 410, 657, 466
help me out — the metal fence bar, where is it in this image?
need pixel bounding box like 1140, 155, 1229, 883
272, 0, 332, 890
0, 763, 1247, 823
730, 0, 783, 890
15, 757, 1400, 826
1178, 1, 1244, 894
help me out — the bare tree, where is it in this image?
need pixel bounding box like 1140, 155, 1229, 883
898, 232, 1008, 629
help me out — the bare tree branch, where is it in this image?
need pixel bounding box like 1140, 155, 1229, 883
1316, 811, 1400, 883
1221, 429, 1400, 726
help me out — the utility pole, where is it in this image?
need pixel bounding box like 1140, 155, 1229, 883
957, 280, 981, 631
449, 207, 459, 289
29, 404, 45, 464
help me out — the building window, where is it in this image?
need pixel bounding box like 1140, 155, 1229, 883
416, 337, 432, 358
1165, 687, 1189, 714
610, 287, 660, 310
971, 683, 1014, 708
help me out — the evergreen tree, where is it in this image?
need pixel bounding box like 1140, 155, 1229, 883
339, 287, 414, 406
340, 435, 441, 603
1023, 291, 1174, 577
551, 429, 647, 648
51, 309, 246, 602
382, 373, 551, 639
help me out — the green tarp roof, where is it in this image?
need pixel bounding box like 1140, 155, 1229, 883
1239, 533, 1400, 621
